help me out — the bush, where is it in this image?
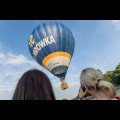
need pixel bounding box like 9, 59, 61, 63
63, 98, 67, 100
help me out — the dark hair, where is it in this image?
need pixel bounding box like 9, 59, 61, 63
12, 69, 56, 100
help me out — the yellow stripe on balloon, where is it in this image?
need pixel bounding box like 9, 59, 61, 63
42, 52, 71, 67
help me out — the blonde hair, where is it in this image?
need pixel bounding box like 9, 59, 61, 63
80, 68, 116, 98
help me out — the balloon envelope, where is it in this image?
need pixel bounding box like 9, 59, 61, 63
28, 22, 75, 81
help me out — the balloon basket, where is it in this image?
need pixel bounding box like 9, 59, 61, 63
61, 82, 68, 90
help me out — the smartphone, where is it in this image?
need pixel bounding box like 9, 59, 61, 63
81, 84, 86, 92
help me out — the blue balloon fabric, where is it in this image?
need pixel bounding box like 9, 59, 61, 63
28, 22, 75, 81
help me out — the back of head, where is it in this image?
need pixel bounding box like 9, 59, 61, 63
12, 69, 56, 100
80, 68, 116, 98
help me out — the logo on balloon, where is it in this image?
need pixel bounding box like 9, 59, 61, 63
29, 35, 35, 47
33, 35, 56, 57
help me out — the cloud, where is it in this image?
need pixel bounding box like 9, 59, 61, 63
0, 43, 80, 100
90, 37, 120, 74
52, 72, 80, 100
86, 20, 120, 74
111, 20, 120, 31
0, 53, 36, 65
53, 82, 80, 100
49, 64, 80, 100
111, 20, 120, 24
0, 43, 44, 100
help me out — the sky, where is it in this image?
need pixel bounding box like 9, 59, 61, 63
0, 20, 120, 100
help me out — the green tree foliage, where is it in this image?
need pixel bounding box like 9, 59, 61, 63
115, 63, 120, 70
63, 98, 67, 100
103, 71, 114, 82
103, 63, 120, 85
71, 97, 78, 100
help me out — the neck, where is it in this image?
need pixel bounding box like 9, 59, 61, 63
88, 89, 112, 100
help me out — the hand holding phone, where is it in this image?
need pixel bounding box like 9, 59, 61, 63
81, 84, 86, 92
78, 84, 88, 100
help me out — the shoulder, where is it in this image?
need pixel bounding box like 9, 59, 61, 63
115, 96, 120, 100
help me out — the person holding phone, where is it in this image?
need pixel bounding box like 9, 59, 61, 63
78, 68, 119, 100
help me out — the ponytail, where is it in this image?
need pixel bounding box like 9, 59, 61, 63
98, 80, 116, 98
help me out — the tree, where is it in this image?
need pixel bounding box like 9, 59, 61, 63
103, 63, 120, 85
63, 98, 67, 100
71, 97, 78, 100
113, 63, 120, 85
115, 63, 120, 70
113, 74, 120, 85
103, 71, 114, 83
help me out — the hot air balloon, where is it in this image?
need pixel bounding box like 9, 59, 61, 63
28, 22, 75, 90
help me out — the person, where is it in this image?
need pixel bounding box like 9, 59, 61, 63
12, 69, 56, 100
78, 68, 120, 100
